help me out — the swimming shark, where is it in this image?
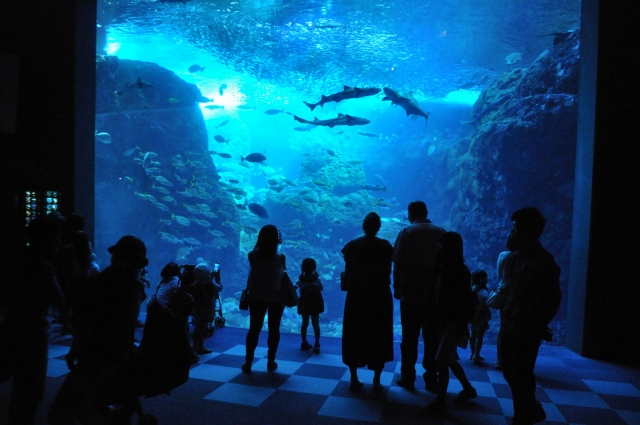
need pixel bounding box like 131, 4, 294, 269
293, 113, 370, 128
381, 87, 430, 125
303, 86, 381, 111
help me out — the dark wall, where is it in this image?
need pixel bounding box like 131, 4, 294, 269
1, 0, 638, 366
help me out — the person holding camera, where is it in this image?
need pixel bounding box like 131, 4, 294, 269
496, 207, 561, 425
190, 263, 222, 355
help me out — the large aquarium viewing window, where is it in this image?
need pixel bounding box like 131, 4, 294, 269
95, 0, 582, 343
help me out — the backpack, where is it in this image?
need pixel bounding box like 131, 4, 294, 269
299, 281, 324, 314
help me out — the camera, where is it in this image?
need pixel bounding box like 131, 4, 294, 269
212, 262, 221, 283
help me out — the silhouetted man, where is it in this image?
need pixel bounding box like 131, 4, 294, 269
498, 207, 561, 425
393, 201, 445, 391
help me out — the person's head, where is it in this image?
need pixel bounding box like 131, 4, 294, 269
161, 261, 180, 278
108, 235, 149, 270
436, 231, 464, 266
68, 213, 85, 233
407, 201, 428, 223
194, 263, 211, 283
253, 224, 281, 258
471, 270, 488, 286
507, 207, 546, 251
301, 257, 317, 275
362, 212, 381, 237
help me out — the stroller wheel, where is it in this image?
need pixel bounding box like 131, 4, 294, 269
215, 317, 225, 328
138, 413, 158, 425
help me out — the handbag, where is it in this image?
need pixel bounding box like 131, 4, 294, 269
239, 289, 250, 310
487, 284, 507, 310
281, 270, 299, 307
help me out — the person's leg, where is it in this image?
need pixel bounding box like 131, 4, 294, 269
193, 322, 211, 354
348, 365, 363, 391
470, 327, 478, 358
506, 324, 542, 422
311, 314, 321, 345
244, 300, 268, 368
475, 327, 486, 360
421, 314, 439, 391
300, 314, 310, 343
266, 302, 285, 369
399, 302, 421, 388
373, 367, 383, 393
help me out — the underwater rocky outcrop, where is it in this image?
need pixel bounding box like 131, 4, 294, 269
94, 57, 241, 283
443, 29, 582, 344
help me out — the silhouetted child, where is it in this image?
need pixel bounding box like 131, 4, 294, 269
469, 270, 491, 364
295, 258, 324, 354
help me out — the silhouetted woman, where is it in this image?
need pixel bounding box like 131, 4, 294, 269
242, 224, 285, 373
422, 231, 477, 416
341, 212, 394, 392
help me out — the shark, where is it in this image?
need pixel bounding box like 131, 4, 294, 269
381, 88, 430, 125
303, 86, 381, 111
293, 113, 370, 128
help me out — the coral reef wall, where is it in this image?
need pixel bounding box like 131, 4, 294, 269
448, 30, 581, 343
94, 57, 241, 285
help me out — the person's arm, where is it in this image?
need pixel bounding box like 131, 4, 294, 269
392, 232, 403, 299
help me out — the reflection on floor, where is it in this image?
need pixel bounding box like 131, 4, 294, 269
2, 323, 640, 425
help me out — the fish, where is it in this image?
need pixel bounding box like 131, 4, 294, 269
264, 108, 284, 115
241, 153, 267, 164
153, 202, 170, 212
167, 97, 180, 103
326, 149, 337, 157
188, 64, 206, 73
95, 131, 112, 144
382, 87, 430, 125
219, 83, 227, 96
248, 203, 269, 218
160, 232, 182, 244
210, 151, 232, 159
172, 214, 191, 226
208, 230, 226, 237
293, 113, 370, 128
303, 86, 381, 111
123, 146, 138, 156
128, 77, 153, 89
182, 237, 202, 245
175, 246, 193, 262
236, 105, 256, 110
505, 52, 523, 65
215, 119, 229, 129
205, 105, 224, 110
357, 132, 379, 138
214, 135, 229, 144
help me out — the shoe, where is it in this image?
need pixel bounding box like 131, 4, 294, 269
241, 362, 252, 374
267, 360, 278, 371
300, 341, 312, 351
420, 401, 447, 416
196, 346, 213, 355
396, 376, 415, 391
190, 354, 200, 364
454, 387, 478, 403
495, 362, 503, 370
349, 380, 364, 392
423, 373, 438, 394
312, 343, 320, 354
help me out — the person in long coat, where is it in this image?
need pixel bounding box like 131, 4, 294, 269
341, 212, 394, 392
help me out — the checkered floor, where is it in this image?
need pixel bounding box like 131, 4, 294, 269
2, 323, 640, 424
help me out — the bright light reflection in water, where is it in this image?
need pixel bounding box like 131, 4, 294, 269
443, 89, 481, 105
106, 41, 121, 55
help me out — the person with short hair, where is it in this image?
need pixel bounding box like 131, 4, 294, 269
392, 200, 445, 392
498, 207, 561, 425
190, 263, 222, 354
